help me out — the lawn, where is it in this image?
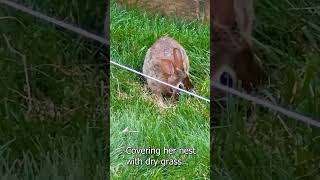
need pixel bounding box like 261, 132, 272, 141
0, 1, 107, 179
110, 2, 210, 179
213, 0, 320, 179
1, 0, 319, 179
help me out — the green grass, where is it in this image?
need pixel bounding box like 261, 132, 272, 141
2, 0, 319, 179
0, 2, 106, 179
213, 0, 320, 179
13, 0, 106, 34
110, 2, 210, 179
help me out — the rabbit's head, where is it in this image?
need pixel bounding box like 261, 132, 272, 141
212, 0, 264, 96
212, 40, 264, 94
161, 48, 194, 95
213, 0, 254, 43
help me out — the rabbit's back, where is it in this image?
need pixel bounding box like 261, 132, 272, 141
142, 37, 191, 96
147, 37, 189, 70
143, 37, 190, 78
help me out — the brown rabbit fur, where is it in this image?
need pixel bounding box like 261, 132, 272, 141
212, 0, 264, 96
143, 37, 193, 104
211, 0, 265, 161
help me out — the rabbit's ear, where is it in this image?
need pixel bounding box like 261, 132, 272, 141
213, 0, 255, 43
233, 0, 255, 43
161, 59, 175, 75
173, 48, 183, 69
212, 0, 236, 27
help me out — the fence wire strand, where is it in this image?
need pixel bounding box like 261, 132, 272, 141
110, 61, 210, 102
212, 82, 320, 127
1, 0, 320, 128
0, 0, 108, 45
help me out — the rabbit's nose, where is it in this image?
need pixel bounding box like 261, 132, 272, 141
220, 71, 233, 87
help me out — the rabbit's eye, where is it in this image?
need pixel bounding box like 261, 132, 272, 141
179, 84, 184, 89
220, 72, 233, 87
177, 82, 185, 90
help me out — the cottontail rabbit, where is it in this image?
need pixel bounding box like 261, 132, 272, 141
211, 0, 265, 160
143, 37, 194, 105
212, 0, 264, 97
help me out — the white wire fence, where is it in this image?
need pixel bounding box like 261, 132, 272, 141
1, 0, 319, 128
110, 61, 210, 102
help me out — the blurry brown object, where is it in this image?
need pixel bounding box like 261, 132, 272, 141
116, 0, 210, 22
142, 37, 194, 106
212, 0, 264, 95
211, 0, 265, 166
